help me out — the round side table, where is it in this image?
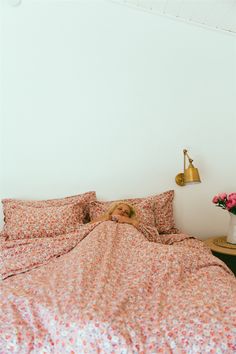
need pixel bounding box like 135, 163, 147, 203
204, 236, 236, 276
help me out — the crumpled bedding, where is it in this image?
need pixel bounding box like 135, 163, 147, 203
0, 221, 236, 353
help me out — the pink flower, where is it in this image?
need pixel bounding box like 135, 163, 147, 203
228, 195, 236, 203
218, 193, 227, 201
226, 199, 236, 210
212, 196, 219, 204
226, 202, 233, 210
213, 192, 236, 215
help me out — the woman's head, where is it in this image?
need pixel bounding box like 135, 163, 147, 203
106, 202, 136, 218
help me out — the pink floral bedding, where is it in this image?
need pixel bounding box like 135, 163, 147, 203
0, 221, 236, 353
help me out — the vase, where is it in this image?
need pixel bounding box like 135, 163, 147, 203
226, 213, 236, 244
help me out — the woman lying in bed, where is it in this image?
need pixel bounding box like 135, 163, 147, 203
91, 202, 139, 228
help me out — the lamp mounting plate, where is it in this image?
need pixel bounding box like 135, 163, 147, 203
175, 173, 185, 186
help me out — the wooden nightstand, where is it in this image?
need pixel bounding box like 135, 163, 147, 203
204, 236, 236, 276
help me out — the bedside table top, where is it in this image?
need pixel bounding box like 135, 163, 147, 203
204, 236, 236, 256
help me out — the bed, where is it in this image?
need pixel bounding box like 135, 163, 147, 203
0, 190, 236, 353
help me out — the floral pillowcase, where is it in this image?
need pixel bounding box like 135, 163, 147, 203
88, 190, 178, 234
152, 190, 178, 234
3, 203, 84, 240
89, 198, 156, 228
1, 191, 96, 240
2, 190, 96, 210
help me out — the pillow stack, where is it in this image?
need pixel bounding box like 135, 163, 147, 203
1, 191, 96, 240
0, 189, 178, 241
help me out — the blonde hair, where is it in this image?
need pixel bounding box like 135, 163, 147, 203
106, 201, 136, 218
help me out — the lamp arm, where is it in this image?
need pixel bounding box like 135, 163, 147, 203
183, 149, 194, 170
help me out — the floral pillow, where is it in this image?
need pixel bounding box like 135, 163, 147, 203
88, 190, 177, 234
153, 190, 178, 234
2, 191, 96, 224
89, 199, 156, 228
126, 190, 177, 234
3, 203, 84, 240
2, 191, 96, 207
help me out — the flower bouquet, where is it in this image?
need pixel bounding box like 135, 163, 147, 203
212, 192, 236, 244
212, 193, 236, 215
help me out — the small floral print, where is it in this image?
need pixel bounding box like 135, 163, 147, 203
0, 221, 235, 353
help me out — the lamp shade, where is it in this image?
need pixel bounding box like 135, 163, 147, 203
184, 162, 201, 184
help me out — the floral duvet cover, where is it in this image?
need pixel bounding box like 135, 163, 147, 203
0, 221, 236, 353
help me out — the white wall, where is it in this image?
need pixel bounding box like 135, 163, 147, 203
0, 0, 236, 238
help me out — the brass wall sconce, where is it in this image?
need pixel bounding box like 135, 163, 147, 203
175, 149, 201, 186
